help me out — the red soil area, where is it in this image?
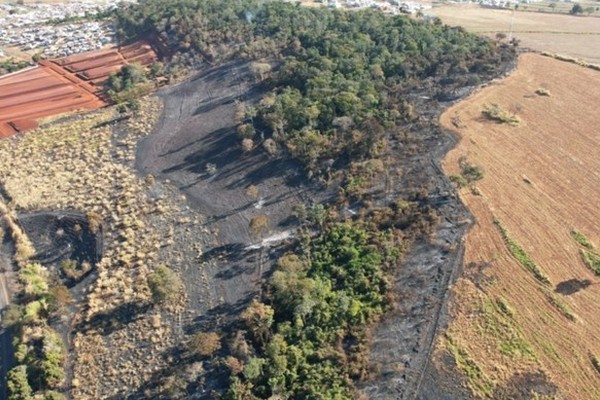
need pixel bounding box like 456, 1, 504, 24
0, 41, 157, 138
56, 41, 156, 83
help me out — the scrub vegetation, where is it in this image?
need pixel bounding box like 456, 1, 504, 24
226, 222, 401, 398
494, 219, 551, 285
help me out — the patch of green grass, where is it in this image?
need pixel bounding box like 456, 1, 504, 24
449, 174, 469, 188
482, 298, 536, 360
582, 250, 600, 276
569, 230, 600, 276
482, 103, 521, 126
540, 341, 561, 364
498, 337, 535, 359
446, 336, 494, 398
570, 230, 594, 250
493, 219, 551, 285
543, 289, 576, 322
495, 297, 514, 317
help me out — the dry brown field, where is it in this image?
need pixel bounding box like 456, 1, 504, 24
432, 4, 600, 64
437, 53, 600, 398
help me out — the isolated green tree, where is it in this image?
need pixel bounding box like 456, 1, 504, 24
148, 265, 183, 304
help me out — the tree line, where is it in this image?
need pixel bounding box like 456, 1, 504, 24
112, 0, 513, 177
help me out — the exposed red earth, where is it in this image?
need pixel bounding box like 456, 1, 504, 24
0, 42, 157, 138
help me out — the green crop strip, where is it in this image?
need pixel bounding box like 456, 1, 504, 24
494, 219, 551, 285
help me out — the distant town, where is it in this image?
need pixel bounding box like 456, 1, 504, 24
0, 1, 134, 59
315, 0, 432, 15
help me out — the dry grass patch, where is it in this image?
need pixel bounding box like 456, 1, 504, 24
591, 354, 600, 376
535, 88, 551, 97
0, 198, 36, 265
189, 332, 222, 357
0, 96, 197, 398
482, 103, 521, 126
440, 53, 600, 398
445, 335, 494, 398
542, 289, 576, 322
433, 4, 600, 64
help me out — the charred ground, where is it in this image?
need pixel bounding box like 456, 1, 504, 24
0, 1, 521, 399
133, 55, 516, 398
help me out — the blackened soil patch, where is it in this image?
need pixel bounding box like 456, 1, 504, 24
135, 62, 331, 395
135, 54, 517, 397
19, 211, 103, 285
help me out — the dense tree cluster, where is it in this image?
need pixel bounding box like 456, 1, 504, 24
112, 0, 514, 176
226, 222, 399, 399
104, 63, 155, 109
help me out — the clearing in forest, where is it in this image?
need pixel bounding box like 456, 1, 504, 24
438, 53, 600, 398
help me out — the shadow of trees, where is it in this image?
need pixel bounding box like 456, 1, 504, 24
555, 278, 593, 296
492, 370, 558, 399
105, 296, 256, 400
74, 302, 152, 336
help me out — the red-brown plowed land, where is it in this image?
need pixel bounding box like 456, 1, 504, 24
55, 41, 157, 83
0, 66, 105, 137
0, 41, 157, 138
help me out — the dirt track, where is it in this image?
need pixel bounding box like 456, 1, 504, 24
438, 53, 600, 398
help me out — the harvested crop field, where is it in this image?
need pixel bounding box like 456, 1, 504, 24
0, 41, 157, 138
431, 5, 600, 64
436, 53, 600, 398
